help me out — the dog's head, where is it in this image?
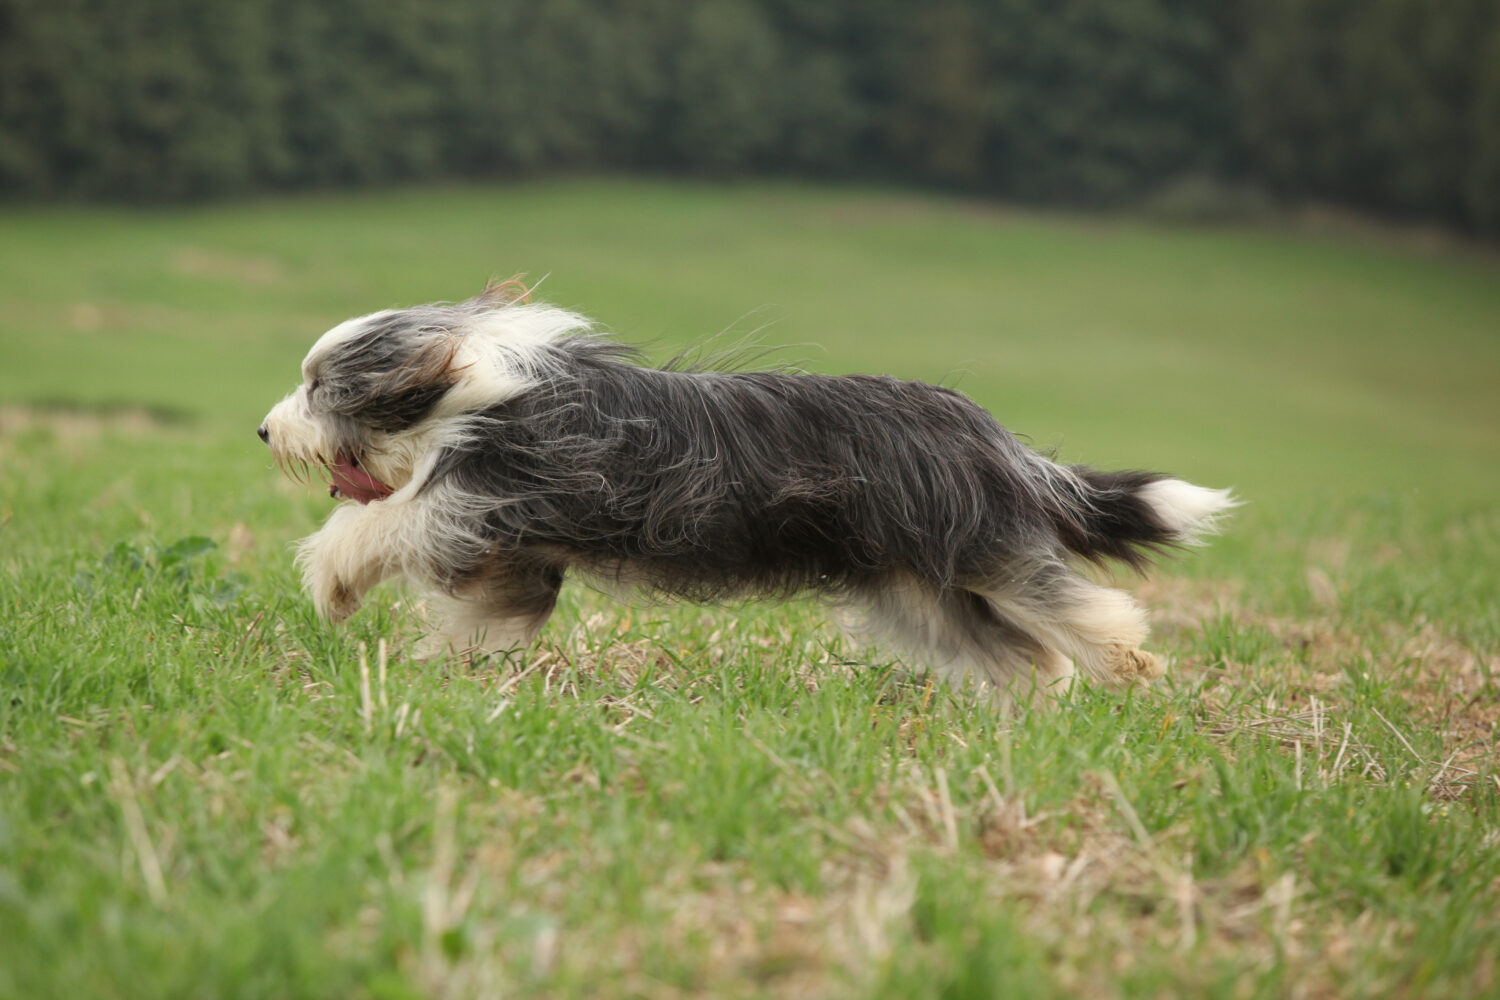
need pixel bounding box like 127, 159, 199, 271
258, 280, 586, 502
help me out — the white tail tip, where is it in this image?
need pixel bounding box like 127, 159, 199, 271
1140, 479, 1239, 545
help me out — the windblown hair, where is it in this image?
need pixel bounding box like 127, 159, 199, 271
261, 282, 1236, 696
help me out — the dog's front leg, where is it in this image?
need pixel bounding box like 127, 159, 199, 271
296, 499, 413, 622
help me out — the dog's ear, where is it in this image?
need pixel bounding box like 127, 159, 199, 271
477, 276, 531, 308
327, 335, 462, 431
391, 336, 462, 390
336, 335, 463, 432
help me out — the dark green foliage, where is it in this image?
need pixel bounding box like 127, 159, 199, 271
0, 0, 1496, 232
1233, 0, 1500, 233
79, 536, 248, 613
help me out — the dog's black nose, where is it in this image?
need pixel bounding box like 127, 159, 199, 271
257, 424, 270, 444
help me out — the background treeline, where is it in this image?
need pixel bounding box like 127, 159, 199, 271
1, 0, 1497, 234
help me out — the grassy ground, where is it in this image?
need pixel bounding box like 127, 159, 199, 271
1, 180, 1498, 998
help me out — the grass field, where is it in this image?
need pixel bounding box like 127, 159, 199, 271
2, 180, 1498, 999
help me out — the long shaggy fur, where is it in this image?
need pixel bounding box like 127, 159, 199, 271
260, 283, 1236, 696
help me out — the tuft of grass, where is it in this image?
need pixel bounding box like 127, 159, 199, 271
2, 181, 1498, 998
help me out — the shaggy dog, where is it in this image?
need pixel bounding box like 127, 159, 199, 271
259, 281, 1234, 695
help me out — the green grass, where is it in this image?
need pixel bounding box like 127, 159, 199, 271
2, 180, 1498, 999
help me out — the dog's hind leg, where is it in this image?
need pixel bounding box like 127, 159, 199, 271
977, 565, 1162, 688
417, 556, 564, 662
839, 576, 1075, 700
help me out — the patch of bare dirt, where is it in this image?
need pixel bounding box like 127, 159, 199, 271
172, 247, 284, 285
0, 403, 175, 442
62, 301, 182, 332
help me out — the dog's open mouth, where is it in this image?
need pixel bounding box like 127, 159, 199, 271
328, 452, 393, 504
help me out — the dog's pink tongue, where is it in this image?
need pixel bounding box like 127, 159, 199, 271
329, 453, 393, 504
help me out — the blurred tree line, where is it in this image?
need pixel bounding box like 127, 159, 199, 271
1, 0, 1497, 234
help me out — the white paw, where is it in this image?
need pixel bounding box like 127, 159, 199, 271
306, 562, 361, 623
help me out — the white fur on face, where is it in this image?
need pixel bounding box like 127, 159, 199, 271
261, 385, 338, 477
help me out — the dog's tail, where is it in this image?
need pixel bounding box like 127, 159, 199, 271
1037, 465, 1238, 570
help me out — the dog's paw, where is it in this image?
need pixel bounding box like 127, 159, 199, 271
1115, 647, 1164, 683
321, 585, 362, 623
307, 567, 362, 623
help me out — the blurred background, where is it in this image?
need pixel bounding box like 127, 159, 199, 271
0, 0, 1497, 513
2, 0, 1498, 232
